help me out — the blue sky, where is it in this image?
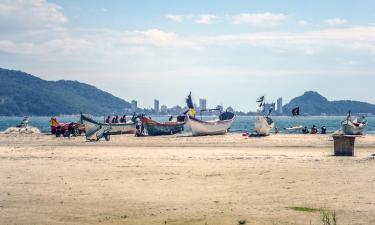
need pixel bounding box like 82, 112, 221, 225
1, 0, 375, 111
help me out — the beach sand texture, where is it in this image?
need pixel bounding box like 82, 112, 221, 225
0, 133, 374, 225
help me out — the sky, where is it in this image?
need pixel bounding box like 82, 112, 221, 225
1, 0, 375, 111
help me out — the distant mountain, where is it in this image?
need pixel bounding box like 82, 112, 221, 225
283, 91, 375, 116
0, 68, 131, 116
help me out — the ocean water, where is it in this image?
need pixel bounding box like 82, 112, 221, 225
1, 115, 375, 134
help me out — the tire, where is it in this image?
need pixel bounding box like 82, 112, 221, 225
63, 130, 70, 137
55, 130, 61, 137
104, 133, 110, 141
73, 128, 79, 137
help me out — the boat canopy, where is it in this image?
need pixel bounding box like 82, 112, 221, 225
219, 111, 235, 121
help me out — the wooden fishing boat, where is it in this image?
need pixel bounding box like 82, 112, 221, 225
139, 116, 185, 136
80, 113, 136, 136
186, 111, 235, 136
341, 112, 367, 135
254, 96, 274, 136
254, 116, 274, 136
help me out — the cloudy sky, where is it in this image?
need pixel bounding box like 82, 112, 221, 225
1, 0, 375, 111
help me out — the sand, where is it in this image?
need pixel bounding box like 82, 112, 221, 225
0, 133, 374, 225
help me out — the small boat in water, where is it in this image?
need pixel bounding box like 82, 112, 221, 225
139, 116, 185, 136
254, 96, 274, 136
285, 125, 303, 131
341, 111, 368, 135
186, 111, 235, 136
80, 113, 136, 136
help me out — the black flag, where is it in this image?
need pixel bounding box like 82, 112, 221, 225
186, 92, 194, 109
256, 96, 264, 107
291, 107, 300, 116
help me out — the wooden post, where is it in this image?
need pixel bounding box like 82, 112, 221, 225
333, 135, 356, 156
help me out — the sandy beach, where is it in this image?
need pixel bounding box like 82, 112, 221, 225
0, 133, 374, 225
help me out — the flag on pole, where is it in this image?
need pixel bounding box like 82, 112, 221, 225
291, 107, 300, 116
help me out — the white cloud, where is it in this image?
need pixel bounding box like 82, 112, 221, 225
0, 0, 67, 31
166, 14, 183, 23
324, 18, 348, 26
199, 26, 375, 54
166, 14, 217, 24
232, 13, 288, 26
194, 14, 217, 24
298, 20, 310, 26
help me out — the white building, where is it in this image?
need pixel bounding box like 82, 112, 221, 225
277, 97, 283, 114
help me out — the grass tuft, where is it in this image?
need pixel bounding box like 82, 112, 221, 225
287, 206, 320, 212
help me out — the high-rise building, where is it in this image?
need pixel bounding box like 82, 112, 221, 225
131, 100, 137, 112
154, 99, 160, 113
277, 97, 283, 115
199, 98, 207, 111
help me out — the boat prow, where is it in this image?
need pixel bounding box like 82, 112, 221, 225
254, 116, 274, 136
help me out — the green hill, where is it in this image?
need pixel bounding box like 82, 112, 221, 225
0, 68, 131, 116
283, 91, 375, 115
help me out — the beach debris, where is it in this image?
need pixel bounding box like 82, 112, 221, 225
238, 219, 247, 225
3, 126, 40, 134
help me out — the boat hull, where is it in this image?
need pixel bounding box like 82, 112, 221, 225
341, 120, 366, 135
186, 115, 234, 136
254, 116, 274, 136
140, 117, 184, 136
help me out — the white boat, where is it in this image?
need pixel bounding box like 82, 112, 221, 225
186, 112, 235, 136
254, 116, 274, 136
341, 114, 367, 135
80, 114, 136, 137
254, 96, 275, 136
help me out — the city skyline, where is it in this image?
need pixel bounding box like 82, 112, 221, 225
1, 0, 375, 110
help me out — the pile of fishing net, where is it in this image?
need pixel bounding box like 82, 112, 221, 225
3, 126, 41, 134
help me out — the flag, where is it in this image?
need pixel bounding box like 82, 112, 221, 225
268, 107, 273, 115
256, 96, 264, 103
186, 92, 194, 109
291, 107, 300, 116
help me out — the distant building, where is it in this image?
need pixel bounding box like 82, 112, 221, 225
160, 105, 168, 113
226, 106, 234, 112
216, 105, 223, 112
199, 98, 207, 111
262, 102, 275, 114
277, 97, 283, 114
131, 100, 137, 112
154, 99, 159, 114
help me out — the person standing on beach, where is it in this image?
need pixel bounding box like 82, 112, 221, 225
105, 116, 110, 123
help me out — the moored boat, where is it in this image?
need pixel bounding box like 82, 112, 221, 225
139, 116, 185, 136
254, 96, 274, 136
254, 116, 274, 136
186, 111, 235, 136
341, 111, 368, 135
80, 113, 136, 136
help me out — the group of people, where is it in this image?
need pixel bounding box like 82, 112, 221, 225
302, 125, 326, 134
105, 115, 127, 124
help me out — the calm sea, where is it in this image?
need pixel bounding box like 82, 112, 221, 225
1, 115, 374, 134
